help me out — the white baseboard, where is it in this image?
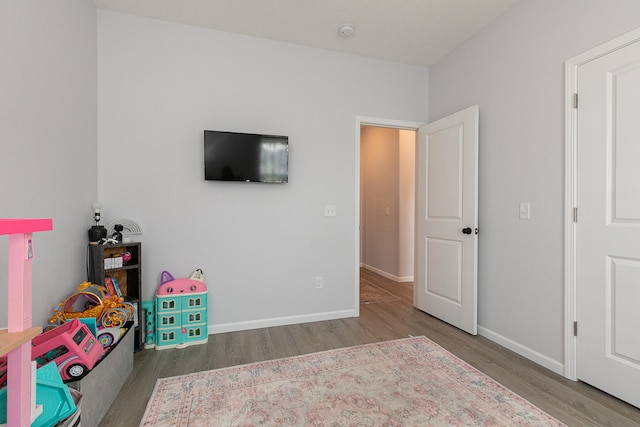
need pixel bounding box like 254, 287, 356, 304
478, 326, 564, 376
362, 264, 413, 283
208, 309, 356, 335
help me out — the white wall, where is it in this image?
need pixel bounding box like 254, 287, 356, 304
429, 0, 640, 366
97, 11, 428, 332
0, 0, 97, 328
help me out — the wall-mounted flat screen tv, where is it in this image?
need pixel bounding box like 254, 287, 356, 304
204, 130, 289, 183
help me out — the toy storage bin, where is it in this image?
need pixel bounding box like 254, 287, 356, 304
67, 327, 133, 427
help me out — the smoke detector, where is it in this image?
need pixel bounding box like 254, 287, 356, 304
338, 23, 355, 39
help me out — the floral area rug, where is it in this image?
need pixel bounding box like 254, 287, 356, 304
140, 336, 565, 426
359, 279, 400, 304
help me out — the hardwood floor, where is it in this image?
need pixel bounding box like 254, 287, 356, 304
100, 269, 640, 426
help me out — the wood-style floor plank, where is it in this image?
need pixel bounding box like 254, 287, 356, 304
99, 269, 640, 426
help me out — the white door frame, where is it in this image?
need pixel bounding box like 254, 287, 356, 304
354, 116, 425, 317
564, 26, 640, 381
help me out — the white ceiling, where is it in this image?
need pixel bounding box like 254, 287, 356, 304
91, 0, 521, 66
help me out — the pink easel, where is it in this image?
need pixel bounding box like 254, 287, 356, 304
0, 219, 52, 427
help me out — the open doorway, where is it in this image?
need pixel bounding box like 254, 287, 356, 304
359, 126, 416, 281
354, 116, 424, 317
356, 107, 478, 333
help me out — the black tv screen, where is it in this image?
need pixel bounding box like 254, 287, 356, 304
204, 130, 289, 183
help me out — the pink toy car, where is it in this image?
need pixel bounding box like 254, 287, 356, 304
31, 318, 103, 381
0, 319, 104, 386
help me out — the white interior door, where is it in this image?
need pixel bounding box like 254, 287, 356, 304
576, 38, 640, 408
414, 105, 478, 335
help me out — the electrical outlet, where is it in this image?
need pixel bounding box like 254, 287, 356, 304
315, 276, 323, 289
324, 205, 336, 217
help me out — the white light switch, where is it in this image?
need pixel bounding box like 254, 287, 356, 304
324, 204, 336, 217
519, 203, 531, 220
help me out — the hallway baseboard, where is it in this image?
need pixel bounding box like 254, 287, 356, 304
361, 264, 413, 283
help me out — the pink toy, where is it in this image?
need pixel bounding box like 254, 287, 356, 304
31, 318, 103, 381
157, 269, 207, 295
1, 318, 103, 387
1, 218, 52, 426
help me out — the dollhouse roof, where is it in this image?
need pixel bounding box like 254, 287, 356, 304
157, 270, 207, 296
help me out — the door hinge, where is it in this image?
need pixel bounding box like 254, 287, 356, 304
573, 321, 578, 336
573, 207, 578, 223
573, 93, 578, 108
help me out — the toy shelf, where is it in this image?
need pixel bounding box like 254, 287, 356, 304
88, 242, 143, 349
1, 218, 53, 427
